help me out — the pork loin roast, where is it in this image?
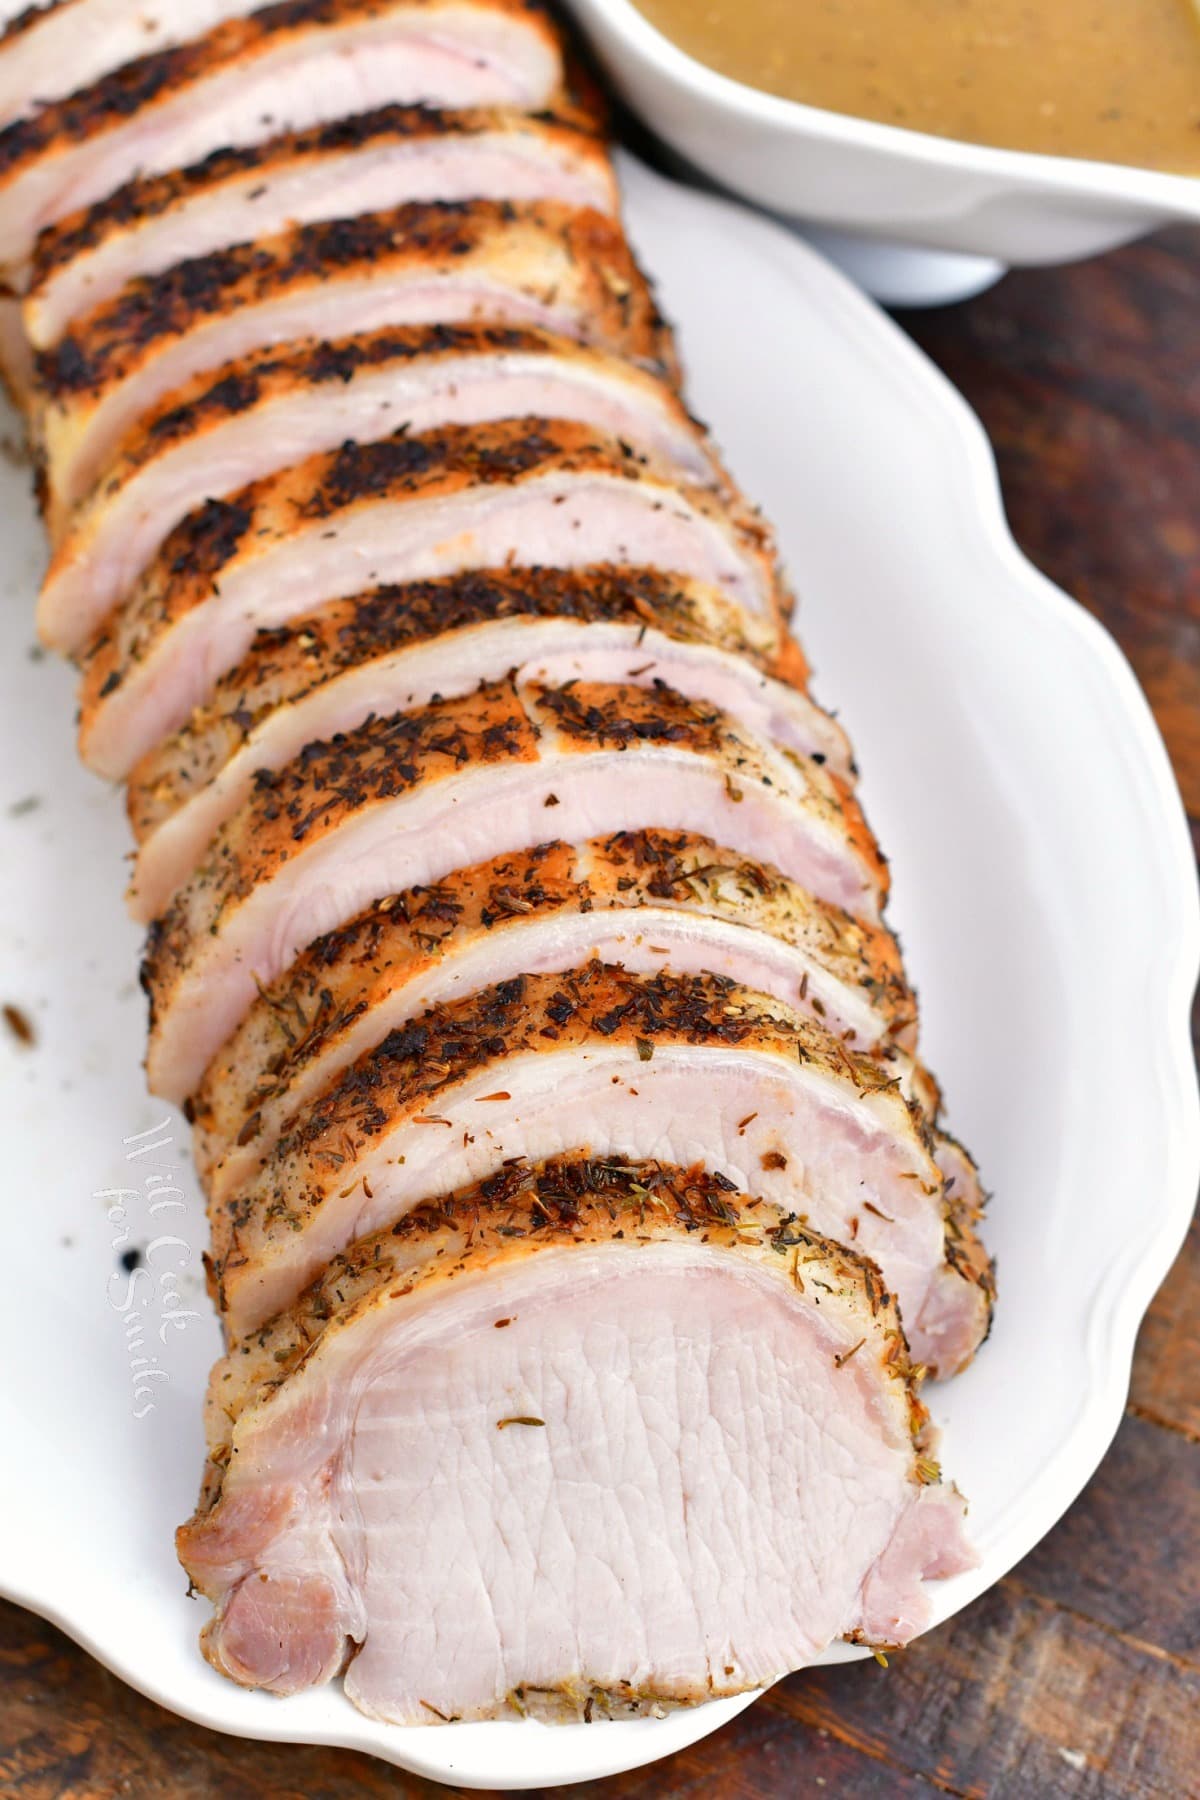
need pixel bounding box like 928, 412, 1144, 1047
0, 0, 991, 1726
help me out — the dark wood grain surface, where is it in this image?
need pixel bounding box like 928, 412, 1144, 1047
2, 230, 1197, 1800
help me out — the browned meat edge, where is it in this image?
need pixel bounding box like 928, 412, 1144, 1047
38, 203, 670, 396
0, 0, 564, 178
30, 104, 603, 279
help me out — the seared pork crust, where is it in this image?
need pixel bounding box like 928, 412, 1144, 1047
0, 3, 56, 45
125, 563, 806, 845
0, 3, 47, 47
78, 419, 781, 769
42, 324, 718, 652
95, 321, 692, 485
185, 828, 914, 1180
0, 0, 566, 185
140, 676, 882, 1031
37, 202, 672, 400
201, 960, 992, 1362
230, 964, 928, 1201
29, 104, 604, 291
83, 421, 770, 672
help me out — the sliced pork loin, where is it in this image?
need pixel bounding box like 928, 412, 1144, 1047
125, 566, 824, 845
203, 964, 991, 1366
142, 675, 885, 1105
179, 1158, 977, 1717
43, 326, 717, 649
0, 0, 567, 277
34, 204, 672, 524
26, 106, 614, 350
0, 0, 264, 131
925, 1130, 995, 1377
125, 566, 847, 919
0, 294, 29, 403
188, 829, 915, 1197
77, 421, 782, 777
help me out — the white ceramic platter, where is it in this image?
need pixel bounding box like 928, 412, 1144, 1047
0, 156, 1196, 1791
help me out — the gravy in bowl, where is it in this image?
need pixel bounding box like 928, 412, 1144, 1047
635, 0, 1200, 173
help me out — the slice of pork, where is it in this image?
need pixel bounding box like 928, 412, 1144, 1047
925, 1128, 996, 1373
142, 676, 886, 1105
125, 566, 849, 919
126, 567, 822, 844
0, 0, 566, 277
179, 1159, 977, 1717
42, 326, 718, 648
0, 291, 29, 405
77, 420, 784, 777
0, 1, 265, 131
204, 965, 990, 1366
187, 829, 914, 1196
34, 202, 674, 523
26, 106, 615, 348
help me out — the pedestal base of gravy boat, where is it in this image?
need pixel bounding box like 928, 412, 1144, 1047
633, 143, 1008, 307
797, 229, 1006, 308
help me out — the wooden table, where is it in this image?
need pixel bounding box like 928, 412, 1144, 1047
3, 230, 1197, 1800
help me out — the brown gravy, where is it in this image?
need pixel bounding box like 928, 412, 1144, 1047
635, 0, 1200, 173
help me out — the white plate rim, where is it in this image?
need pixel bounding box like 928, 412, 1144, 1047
1, 154, 1197, 1790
